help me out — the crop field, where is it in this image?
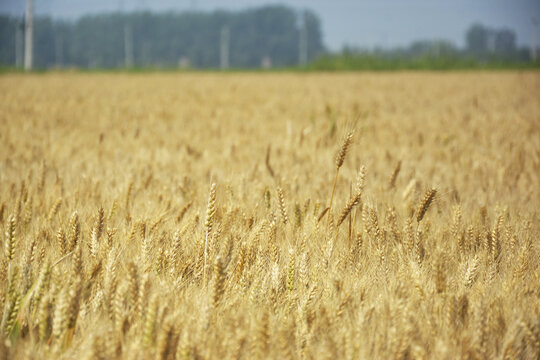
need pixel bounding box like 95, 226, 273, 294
0, 72, 539, 359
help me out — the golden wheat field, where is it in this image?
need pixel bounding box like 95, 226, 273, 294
0, 72, 539, 359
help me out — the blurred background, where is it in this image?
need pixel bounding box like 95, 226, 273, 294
0, 0, 539, 70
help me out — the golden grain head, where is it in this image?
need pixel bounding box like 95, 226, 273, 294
416, 188, 437, 222
335, 130, 355, 169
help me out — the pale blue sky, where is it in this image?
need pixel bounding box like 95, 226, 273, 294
1, 0, 539, 50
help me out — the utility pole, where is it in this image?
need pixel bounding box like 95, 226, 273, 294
433, 40, 441, 58
24, 0, 34, 71
141, 41, 150, 67
220, 26, 229, 70
124, 23, 134, 68
15, 19, 23, 68
487, 30, 496, 54
532, 18, 538, 62
55, 34, 63, 68
298, 11, 307, 66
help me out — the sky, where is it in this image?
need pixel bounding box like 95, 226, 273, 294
1, 0, 539, 50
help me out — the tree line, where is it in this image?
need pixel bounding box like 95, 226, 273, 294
0, 7, 535, 70
0, 5, 324, 69
309, 24, 535, 70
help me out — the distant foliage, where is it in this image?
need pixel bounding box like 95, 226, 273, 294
308, 23, 535, 71
0, 6, 325, 69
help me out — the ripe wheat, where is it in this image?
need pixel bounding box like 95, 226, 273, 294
0, 72, 538, 359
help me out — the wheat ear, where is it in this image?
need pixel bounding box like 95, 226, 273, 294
328, 130, 354, 223
203, 183, 217, 286
416, 188, 436, 222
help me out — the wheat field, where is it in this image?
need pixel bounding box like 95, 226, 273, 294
0, 72, 539, 359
